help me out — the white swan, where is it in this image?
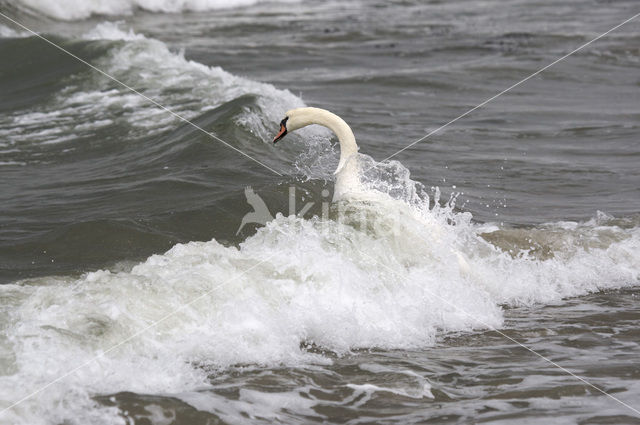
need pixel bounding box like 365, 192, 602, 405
273, 107, 360, 200
272, 108, 472, 274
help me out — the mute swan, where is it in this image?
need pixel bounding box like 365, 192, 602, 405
273, 107, 359, 200
273, 108, 472, 277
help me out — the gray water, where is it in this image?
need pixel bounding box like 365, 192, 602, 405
0, 0, 639, 424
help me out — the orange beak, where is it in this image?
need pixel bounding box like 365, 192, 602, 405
273, 123, 287, 144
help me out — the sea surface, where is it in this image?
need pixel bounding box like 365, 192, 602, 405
0, 0, 639, 424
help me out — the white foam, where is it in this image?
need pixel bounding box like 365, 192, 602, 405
0, 25, 28, 38
0, 182, 638, 422
83, 22, 146, 41
1, 21, 639, 425
4, 22, 319, 151
14, 0, 299, 20
346, 383, 433, 402
353, 362, 434, 399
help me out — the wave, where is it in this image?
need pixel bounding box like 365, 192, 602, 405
1, 22, 328, 171
51, 21, 306, 136
0, 24, 28, 37
0, 21, 639, 425
8, 0, 299, 20
1, 162, 638, 423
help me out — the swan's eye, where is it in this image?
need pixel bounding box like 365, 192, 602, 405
280, 116, 289, 128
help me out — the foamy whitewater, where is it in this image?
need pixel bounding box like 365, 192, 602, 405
2, 170, 638, 423
12, 0, 298, 20
0, 22, 325, 161
0, 13, 639, 425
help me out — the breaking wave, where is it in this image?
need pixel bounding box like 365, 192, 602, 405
0, 21, 638, 425
8, 0, 299, 20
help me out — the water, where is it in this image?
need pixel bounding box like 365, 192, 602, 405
0, 0, 639, 423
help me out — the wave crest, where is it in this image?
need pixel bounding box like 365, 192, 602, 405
11, 0, 299, 20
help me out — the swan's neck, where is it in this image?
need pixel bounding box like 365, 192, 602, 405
319, 112, 358, 175
289, 107, 358, 175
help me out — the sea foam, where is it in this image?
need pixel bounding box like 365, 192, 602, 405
3, 22, 323, 152
0, 173, 638, 423
0, 24, 29, 38
0, 21, 639, 425
13, 0, 299, 20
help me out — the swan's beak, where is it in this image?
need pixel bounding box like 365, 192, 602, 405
273, 122, 287, 144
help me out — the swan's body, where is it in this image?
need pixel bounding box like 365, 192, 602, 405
273, 107, 360, 200
272, 107, 471, 274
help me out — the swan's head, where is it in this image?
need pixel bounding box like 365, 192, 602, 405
272, 116, 289, 144
271, 107, 358, 178
272, 108, 316, 144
